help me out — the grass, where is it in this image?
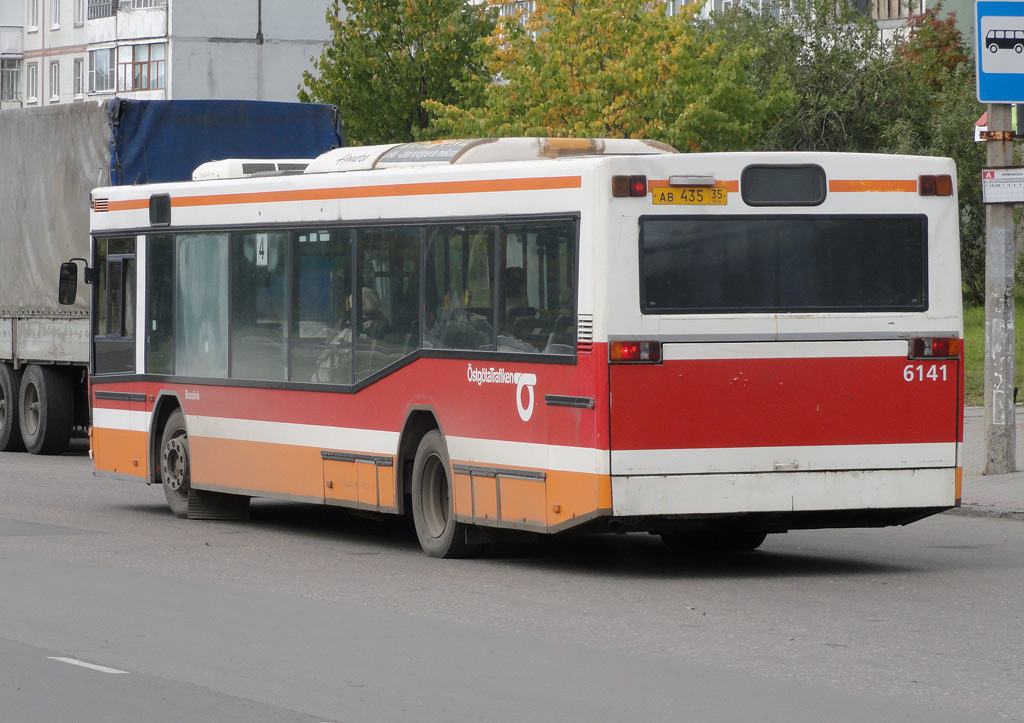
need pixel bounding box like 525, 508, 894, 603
962, 297, 1024, 407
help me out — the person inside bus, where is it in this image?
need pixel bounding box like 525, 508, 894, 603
357, 285, 389, 339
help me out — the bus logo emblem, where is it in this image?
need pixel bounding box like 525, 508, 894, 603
466, 365, 537, 421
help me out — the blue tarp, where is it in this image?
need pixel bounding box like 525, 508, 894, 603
107, 99, 344, 186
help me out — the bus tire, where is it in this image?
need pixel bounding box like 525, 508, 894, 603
411, 430, 472, 558
0, 363, 25, 452
18, 365, 72, 455
160, 409, 191, 517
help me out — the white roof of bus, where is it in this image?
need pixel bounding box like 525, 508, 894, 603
303, 138, 678, 174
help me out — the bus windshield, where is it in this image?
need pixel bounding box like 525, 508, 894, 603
639, 214, 928, 314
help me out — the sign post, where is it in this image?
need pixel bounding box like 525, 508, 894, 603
977, 0, 1022, 474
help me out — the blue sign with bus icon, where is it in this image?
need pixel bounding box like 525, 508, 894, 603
977, 1, 1024, 101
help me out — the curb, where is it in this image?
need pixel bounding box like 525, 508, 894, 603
944, 506, 1024, 521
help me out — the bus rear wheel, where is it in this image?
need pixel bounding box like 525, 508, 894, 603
160, 409, 191, 517
19, 364, 72, 455
0, 363, 25, 452
411, 430, 472, 558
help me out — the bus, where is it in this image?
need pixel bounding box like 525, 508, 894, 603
67, 138, 964, 558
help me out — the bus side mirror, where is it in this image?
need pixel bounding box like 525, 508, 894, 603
58, 262, 78, 305
59, 258, 92, 306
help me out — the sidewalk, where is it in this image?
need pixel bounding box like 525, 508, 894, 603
954, 406, 1024, 520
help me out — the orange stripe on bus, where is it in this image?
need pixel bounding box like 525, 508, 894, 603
829, 179, 917, 193
106, 176, 582, 213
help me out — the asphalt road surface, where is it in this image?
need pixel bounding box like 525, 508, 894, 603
1, 447, 1021, 722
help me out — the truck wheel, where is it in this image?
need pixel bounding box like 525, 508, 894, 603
160, 409, 191, 517
411, 430, 472, 558
19, 365, 72, 455
0, 364, 25, 452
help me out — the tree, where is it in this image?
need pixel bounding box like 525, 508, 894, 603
890, 7, 984, 302
698, 0, 929, 153
426, 0, 795, 152
299, 0, 498, 145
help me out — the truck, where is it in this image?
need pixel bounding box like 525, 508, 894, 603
0, 98, 344, 455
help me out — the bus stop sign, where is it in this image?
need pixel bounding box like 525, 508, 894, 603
977, 0, 1024, 102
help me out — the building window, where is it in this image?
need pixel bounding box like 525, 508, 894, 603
51, 0, 61, 29
73, 58, 84, 97
29, 0, 39, 30
89, 48, 115, 92
117, 43, 166, 91
1, 59, 23, 102
87, 0, 115, 19
27, 63, 38, 103
131, 0, 166, 7
50, 61, 60, 101
74, 0, 84, 25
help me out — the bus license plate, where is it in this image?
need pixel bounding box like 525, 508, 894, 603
651, 187, 728, 205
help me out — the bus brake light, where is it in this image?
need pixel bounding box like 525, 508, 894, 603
918, 175, 953, 196
610, 340, 662, 363
910, 337, 961, 359
612, 175, 648, 197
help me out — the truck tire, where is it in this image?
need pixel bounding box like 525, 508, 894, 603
0, 363, 25, 452
19, 364, 73, 455
411, 430, 474, 558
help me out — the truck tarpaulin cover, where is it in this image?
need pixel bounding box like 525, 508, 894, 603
108, 99, 344, 185
0, 100, 342, 316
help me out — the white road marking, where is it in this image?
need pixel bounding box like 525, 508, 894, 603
47, 657, 129, 674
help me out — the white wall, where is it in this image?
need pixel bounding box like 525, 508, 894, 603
167, 0, 331, 102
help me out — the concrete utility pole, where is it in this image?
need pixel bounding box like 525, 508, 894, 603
984, 103, 1016, 475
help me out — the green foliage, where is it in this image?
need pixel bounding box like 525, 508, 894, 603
698, 0, 925, 152
298, 0, 498, 145
426, 0, 795, 152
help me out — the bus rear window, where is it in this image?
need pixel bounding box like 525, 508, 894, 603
639, 215, 927, 314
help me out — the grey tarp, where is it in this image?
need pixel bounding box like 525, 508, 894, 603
0, 101, 109, 316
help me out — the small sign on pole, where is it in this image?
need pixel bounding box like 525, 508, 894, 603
982, 167, 1024, 203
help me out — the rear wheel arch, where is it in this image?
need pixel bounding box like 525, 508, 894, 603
396, 407, 442, 514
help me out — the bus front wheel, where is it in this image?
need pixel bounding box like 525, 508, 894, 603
411, 430, 472, 558
160, 409, 191, 517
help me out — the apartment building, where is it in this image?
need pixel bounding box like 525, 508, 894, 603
0, 0, 334, 109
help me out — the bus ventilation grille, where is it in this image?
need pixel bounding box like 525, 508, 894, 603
577, 314, 594, 354
92, 198, 109, 212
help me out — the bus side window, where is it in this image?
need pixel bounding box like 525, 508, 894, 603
146, 235, 174, 375
425, 225, 496, 352
354, 226, 420, 381
93, 236, 137, 375
293, 229, 353, 385
175, 233, 229, 379
499, 220, 577, 355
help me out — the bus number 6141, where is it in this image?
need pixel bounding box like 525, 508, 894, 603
903, 363, 948, 382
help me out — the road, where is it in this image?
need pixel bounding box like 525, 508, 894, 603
1, 447, 1021, 722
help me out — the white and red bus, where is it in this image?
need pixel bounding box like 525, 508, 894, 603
73, 138, 964, 557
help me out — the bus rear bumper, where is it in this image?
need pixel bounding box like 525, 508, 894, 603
611, 467, 957, 519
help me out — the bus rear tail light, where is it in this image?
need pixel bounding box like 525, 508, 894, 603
612, 175, 648, 197
910, 337, 961, 359
610, 340, 662, 363
918, 175, 953, 196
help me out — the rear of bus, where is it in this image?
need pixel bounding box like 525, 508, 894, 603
599, 153, 962, 544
